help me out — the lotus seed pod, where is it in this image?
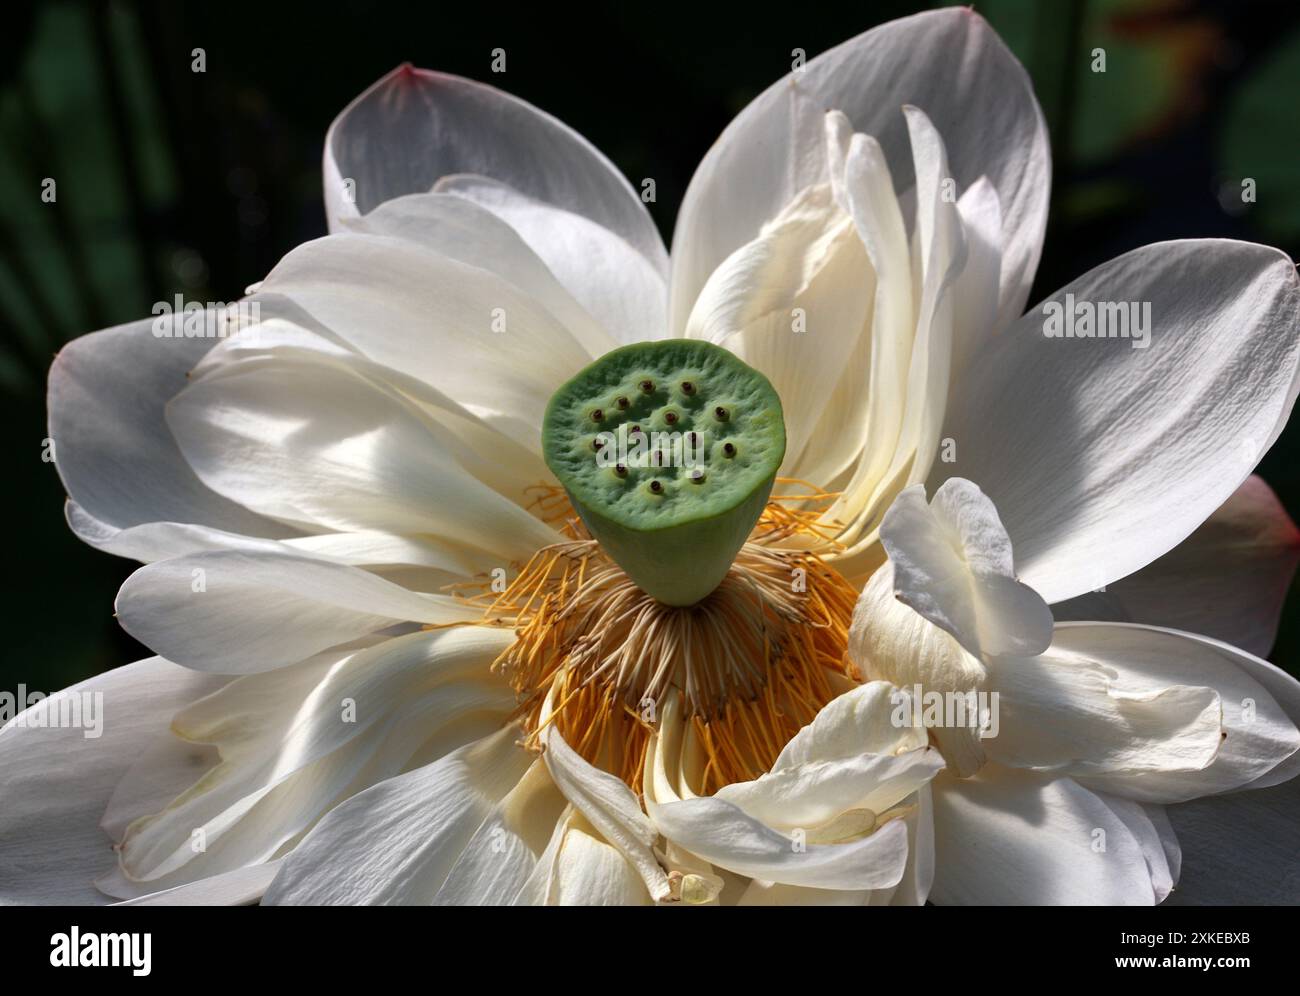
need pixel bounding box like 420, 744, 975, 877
542, 340, 786, 606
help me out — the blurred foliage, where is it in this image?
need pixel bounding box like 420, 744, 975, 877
1222, 28, 1300, 243
2, 0, 1299, 698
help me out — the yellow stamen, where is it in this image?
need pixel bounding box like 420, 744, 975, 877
449, 482, 858, 794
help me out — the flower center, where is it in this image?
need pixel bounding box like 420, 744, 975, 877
457, 485, 859, 793
540, 340, 786, 606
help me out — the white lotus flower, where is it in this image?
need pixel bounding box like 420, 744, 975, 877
5, 8, 1300, 906
854, 478, 1300, 903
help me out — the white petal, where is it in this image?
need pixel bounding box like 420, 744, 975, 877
930, 767, 1162, 905
115, 550, 484, 673
436, 175, 667, 346
949, 177, 1004, 380
887, 106, 969, 483
256, 233, 592, 444
774, 680, 927, 767
263, 725, 531, 904
113, 861, 282, 906
817, 130, 912, 504
1053, 475, 1300, 657
433, 760, 567, 905
985, 650, 1222, 780
509, 808, 571, 906
683, 182, 871, 465
99, 726, 221, 844
68, 500, 496, 582
1145, 803, 1183, 887
647, 794, 910, 892
891, 783, 936, 906
188, 317, 556, 511
282, 531, 495, 575
850, 562, 988, 776
322, 65, 667, 275
1092, 794, 1177, 903
66, 500, 276, 564
106, 628, 515, 893
0, 658, 224, 904
879, 479, 1053, 658
541, 726, 672, 902
47, 315, 284, 537
642, 691, 698, 808
551, 823, 653, 906
341, 190, 617, 358
933, 239, 1300, 603
669, 7, 1048, 336
166, 347, 557, 558
822, 109, 969, 559
715, 748, 942, 832
1053, 624, 1300, 802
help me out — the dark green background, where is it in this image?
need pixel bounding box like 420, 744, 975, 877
3, 0, 1299, 697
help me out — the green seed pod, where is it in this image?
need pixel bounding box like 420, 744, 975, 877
542, 340, 786, 606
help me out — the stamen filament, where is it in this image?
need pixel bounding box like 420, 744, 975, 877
448, 482, 859, 794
